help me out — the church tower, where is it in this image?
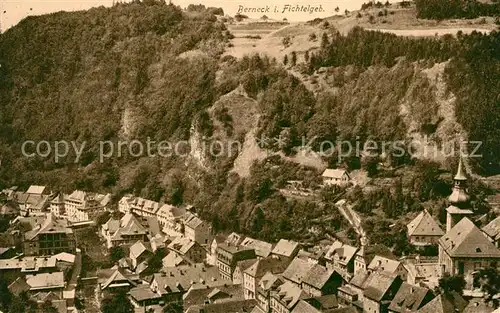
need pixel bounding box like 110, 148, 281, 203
445, 157, 473, 232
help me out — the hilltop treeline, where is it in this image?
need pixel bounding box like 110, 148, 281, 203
307, 27, 500, 173
415, 0, 499, 19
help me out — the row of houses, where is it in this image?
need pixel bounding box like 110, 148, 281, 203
2, 252, 78, 313
1, 185, 112, 222
118, 195, 212, 245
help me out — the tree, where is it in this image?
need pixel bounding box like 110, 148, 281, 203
261, 15, 268, 21
109, 246, 125, 263
0, 278, 12, 312
437, 273, 466, 295
146, 249, 166, 275
290, 51, 297, 66
474, 267, 500, 308
321, 33, 330, 50
101, 293, 134, 313
283, 54, 288, 66
304, 50, 310, 62
41, 300, 58, 313
335, 6, 340, 12
252, 207, 266, 234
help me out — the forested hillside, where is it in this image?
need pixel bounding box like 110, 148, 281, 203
0, 0, 499, 242
414, 0, 499, 19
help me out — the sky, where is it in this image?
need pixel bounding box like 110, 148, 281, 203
0, 0, 369, 31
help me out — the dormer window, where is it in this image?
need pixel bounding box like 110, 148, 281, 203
476, 247, 482, 253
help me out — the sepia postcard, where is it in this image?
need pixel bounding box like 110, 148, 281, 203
0, 0, 499, 312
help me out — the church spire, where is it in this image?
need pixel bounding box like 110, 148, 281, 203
454, 156, 467, 181
448, 156, 470, 207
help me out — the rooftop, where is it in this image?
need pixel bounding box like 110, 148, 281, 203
438, 217, 500, 258
407, 210, 444, 237
272, 239, 300, 258
244, 256, 290, 278
363, 271, 399, 302
322, 169, 349, 179
367, 255, 402, 274
416, 291, 468, 313
302, 264, 336, 290
26, 272, 65, 290
482, 215, 500, 241
282, 257, 315, 285
388, 282, 432, 313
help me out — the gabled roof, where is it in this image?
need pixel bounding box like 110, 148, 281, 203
291, 300, 321, 313
388, 282, 432, 313
272, 239, 300, 258
152, 264, 221, 294
438, 217, 500, 258
26, 272, 65, 290
282, 257, 315, 285
407, 210, 444, 237
244, 256, 290, 279
363, 271, 399, 302
235, 259, 258, 274
111, 214, 148, 241
302, 264, 336, 290
128, 284, 161, 302
26, 185, 46, 195
333, 244, 358, 265
100, 268, 138, 290
129, 240, 152, 260
157, 204, 186, 219
322, 169, 349, 179
367, 255, 403, 274
102, 217, 120, 233
416, 292, 467, 313
349, 272, 370, 289
167, 236, 198, 255
226, 232, 245, 246
273, 281, 310, 309
240, 236, 274, 258
52, 252, 76, 263
258, 272, 283, 291
182, 284, 244, 307
24, 213, 73, 241
184, 214, 206, 230
162, 251, 188, 267
8, 277, 31, 295
325, 240, 344, 260
482, 215, 500, 241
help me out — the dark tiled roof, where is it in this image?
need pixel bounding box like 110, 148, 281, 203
282, 258, 315, 285
416, 292, 468, 313
363, 271, 398, 302
388, 282, 432, 313
302, 264, 336, 290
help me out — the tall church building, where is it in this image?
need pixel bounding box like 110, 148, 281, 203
438, 158, 500, 276
445, 157, 474, 232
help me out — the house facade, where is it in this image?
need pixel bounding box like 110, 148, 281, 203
407, 210, 444, 246
216, 243, 256, 281
438, 217, 500, 276
23, 213, 76, 256
322, 169, 350, 186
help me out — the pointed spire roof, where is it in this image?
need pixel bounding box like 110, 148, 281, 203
454, 157, 467, 181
